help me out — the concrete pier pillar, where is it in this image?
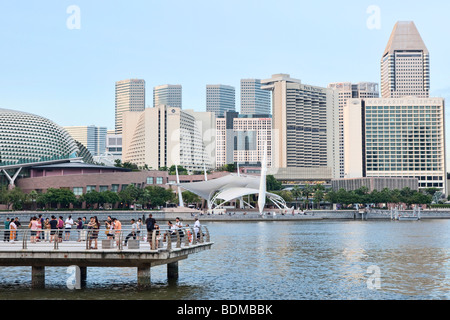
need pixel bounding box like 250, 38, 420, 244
31, 266, 45, 289
167, 261, 179, 280
137, 266, 151, 288
80, 267, 87, 288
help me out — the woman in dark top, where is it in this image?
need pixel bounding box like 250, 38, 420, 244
49, 216, 58, 243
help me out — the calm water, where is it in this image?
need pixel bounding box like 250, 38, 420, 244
0, 220, 449, 300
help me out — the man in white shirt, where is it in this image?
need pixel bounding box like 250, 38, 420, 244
193, 217, 201, 241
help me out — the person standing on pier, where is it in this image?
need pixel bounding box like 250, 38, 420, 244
64, 215, 74, 241
44, 218, 51, 242
124, 219, 137, 246
113, 218, 122, 247
9, 219, 17, 243
194, 217, 201, 241
145, 214, 156, 245
57, 216, 64, 243
49, 216, 58, 243
87, 217, 99, 249
3, 218, 10, 242
13, 218, 21, 241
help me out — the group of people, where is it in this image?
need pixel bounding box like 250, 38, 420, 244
3, 214, 203, 248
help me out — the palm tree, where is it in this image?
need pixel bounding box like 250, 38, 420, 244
302, 184, 314, 210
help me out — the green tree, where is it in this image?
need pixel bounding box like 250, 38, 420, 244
266, 175, 282, 191
168, 165, 188, 175
144, 186, 176, 208
182, 190, 202, 207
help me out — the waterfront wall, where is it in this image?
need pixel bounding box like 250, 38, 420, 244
1, 209, 450, 225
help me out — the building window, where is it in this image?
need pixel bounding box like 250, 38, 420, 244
86, 185, 96, 192
146, 177, 154, 185
121, 184, 128, 191
156, 177, 163, 185
111, 184, 119, 193
99, 186, 109, 192
73, 187, 83, 196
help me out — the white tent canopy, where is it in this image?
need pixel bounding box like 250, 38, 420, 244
174, 173, 291, 212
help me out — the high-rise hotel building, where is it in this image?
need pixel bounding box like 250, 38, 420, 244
153, 84, 182, 109
215, 111, 272, 168
240, 79, 271, 115
381, 21, 430, 99
122, 105, 215, 173
261, 74, 339, 179
63, 125, 108, 157
115, 79, 146, 134
343, 21, 446, 194
206, 84, 235, 118
328, 82, 380, 178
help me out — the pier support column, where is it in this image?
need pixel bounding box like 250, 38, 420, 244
167, 261, 179, 281
31, 266, 45, 289
80, 267, 87, 288
137, 266, 151, 288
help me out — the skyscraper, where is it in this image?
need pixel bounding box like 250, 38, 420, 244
215, 111, 272, 168
240, 79, 271, 115
328, 82, 380, 178
63, 125, 107, 157
206, 84, 235, 117
153, 84, 182, 109
122, 105, 214, 173
262, 74, 339, 179
343, 97, 446, 194
115, 79, 146, 134
381, 21, 430, 99
343, 21, 447, 195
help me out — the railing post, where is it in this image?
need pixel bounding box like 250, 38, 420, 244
22, 230, 28, 250
199, 227, 204, 243
85, 230, 91, 250
184, 228, 190, 247
176, 229, 181, 249
191, 227, 197, 245
151, 229, 156, 250
203, 226, 210, 243
166, 231, 172, 250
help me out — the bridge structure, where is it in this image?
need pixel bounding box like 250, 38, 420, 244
0, 225, 212, 289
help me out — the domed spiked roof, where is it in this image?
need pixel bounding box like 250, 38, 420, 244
0, 108, 79, 167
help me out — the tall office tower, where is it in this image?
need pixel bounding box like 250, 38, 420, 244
206, 84, 235, 117
381, 21, 430, 99
115, 79, 146, 134
328, 82, 380, 178
63, 125, 107, 157
344, 97, 446, 195
262, 74, 339, 179
122, 105, 214, 173
153, 84, 182, 109
240, 79, 271, 115
215, 111, 272, 168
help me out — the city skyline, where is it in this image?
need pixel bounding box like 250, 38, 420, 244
0, 1, 448, 129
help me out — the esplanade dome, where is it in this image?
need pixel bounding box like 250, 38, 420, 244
0, 108, 79, 166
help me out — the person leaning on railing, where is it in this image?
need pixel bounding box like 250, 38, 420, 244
3, 218, 11, 243
124, 219, 137, 246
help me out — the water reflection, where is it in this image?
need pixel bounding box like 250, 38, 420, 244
0, 220, 449, 300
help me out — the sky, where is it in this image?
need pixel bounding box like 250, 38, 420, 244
0, 0, 449, 133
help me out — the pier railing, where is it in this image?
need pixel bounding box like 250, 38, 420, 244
1, 225, 210, 251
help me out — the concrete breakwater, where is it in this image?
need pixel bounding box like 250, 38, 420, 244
1, 209, 450, 224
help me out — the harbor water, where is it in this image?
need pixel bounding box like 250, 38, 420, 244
0, 220, 449, 300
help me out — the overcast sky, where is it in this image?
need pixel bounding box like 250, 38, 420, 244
0, 0, 449, 133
